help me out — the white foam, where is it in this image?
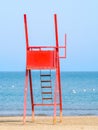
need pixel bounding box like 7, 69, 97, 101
72, 89, 76, 94
83, 89, 86, 92
11, 85, 15, 88
92, 88, 95, 92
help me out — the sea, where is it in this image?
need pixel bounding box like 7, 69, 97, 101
0, 71, 98, 116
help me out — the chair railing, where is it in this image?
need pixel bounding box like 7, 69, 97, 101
27, 33, 66, 58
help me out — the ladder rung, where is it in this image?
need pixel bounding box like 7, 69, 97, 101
40, 74, 51, 76
42, 92, 52, 94
42, 98, 52, 100
41, 80, 51, 82
41, 86, 52, 88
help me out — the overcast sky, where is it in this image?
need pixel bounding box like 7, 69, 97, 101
0, 0, 98, 71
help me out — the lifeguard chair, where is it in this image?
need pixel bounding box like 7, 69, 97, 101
23, 14, 66, 124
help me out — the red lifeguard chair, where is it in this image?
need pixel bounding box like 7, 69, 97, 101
23, 14, 66, 124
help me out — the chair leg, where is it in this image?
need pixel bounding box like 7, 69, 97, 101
53, 91, 57, 124
29, 70, 35, 122
53, 72, 58, 124
59, 86, 62, 123
57, 61, 62, 123
23, 69, 29, 124
58, 75, 62, 122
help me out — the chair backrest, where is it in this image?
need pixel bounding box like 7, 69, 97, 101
23, 14, 66, 69
24, 14, 59, 50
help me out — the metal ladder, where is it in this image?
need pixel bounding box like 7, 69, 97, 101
40, 70, 53, 103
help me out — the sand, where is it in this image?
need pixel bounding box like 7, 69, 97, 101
0, 116, 98, 130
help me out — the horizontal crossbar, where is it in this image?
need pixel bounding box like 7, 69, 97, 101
42, 98, 52, 100
33, 104, 60, 106
41, 80, 51, 82
42, 92, 52, 94
41, 86, 52, 88
28, 46, 65, 49
40, 74, 51, 76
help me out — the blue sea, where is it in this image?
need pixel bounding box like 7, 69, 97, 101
0, 71, 98, 116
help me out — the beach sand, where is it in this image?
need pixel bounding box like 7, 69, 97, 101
0, 116, 98, 130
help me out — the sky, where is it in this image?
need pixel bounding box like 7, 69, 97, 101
0, 0, 98, 71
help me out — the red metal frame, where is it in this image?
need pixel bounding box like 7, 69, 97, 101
23, 14, 66, 124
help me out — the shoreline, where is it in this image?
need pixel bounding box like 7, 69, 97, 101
0, 116, 98, 130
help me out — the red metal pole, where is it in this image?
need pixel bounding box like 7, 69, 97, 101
54, 14, 62, 123
24, 14, 29, 50
53, 14, 57, 124
54, 14, 59, 48
29, 70, 35, 122
23, 69, 29, 124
